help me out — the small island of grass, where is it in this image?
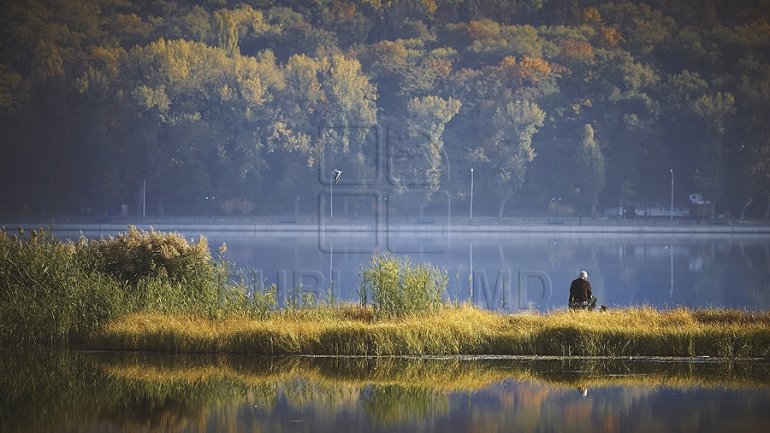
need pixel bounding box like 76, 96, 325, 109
2, 227, 768, 358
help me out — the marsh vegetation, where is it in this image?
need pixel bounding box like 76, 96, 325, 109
2, 228, 768, 358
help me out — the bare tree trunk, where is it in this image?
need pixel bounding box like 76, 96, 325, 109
497, 197, 507, 218
740, 198, 753, 221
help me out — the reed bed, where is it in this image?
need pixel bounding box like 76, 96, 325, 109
90, 305, 770, 358
0, 227, 247, 345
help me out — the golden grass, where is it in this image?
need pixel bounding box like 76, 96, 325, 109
93, 358, 509, 392
90, 353, 770, 392
88, 305, 770, 358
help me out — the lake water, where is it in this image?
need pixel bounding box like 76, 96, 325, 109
171, 230, 770, 311
9, 229, 766, 432
2, 351, 769, 433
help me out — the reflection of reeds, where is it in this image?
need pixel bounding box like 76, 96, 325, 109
3, 350, 769, 433
90, 306, 770, 358
88, 352, 770, 428
91, 352, 770, 391
0, 350, 245, 433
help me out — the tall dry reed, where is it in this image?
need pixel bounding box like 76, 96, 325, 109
359, 254, 447, 319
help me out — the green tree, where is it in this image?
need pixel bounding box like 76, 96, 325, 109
733, 59, 770, 219
490, 99, 545, 217
211, 5, 276, 56
266, 52, 378, 212
120, 39, 286, 213
575, 123, 605, 215
692, 92, 735, 218
398, 95, 462, 196
598, 2, 676, 58
261, 7, 338, 61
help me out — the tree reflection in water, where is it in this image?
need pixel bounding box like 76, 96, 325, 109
1, 351, 769, 433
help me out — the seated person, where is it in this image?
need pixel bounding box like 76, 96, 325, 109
569, 270, 597, 311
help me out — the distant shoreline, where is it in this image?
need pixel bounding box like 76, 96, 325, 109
3, 217, 770, 234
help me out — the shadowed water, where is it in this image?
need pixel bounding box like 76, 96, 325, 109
2, 350, 769, 433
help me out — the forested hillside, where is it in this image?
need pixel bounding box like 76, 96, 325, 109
2, 0, 769, 218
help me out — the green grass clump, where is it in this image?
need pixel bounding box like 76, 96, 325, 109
359, 253, 447, 319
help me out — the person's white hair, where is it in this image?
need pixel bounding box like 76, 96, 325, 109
579, 270, 588, 279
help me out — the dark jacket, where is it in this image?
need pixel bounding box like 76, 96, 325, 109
569, 278, 592, 303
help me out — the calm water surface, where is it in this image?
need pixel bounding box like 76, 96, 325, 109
181, 231, 770, 310
1, 351, 768, 433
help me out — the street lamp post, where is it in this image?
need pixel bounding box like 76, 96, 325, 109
669, 169, 674, 221
330, 173, 334, 218
329, 169, 341, 218
470, 168, 474, 220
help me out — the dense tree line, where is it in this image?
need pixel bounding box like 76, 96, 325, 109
1, 0, 770, 219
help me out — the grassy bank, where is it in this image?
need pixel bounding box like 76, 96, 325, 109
89, 306, 770, 358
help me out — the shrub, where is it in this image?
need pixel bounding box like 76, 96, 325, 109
87, 226, 213, 285
87, 227, 243, 317
359, 254, 447, 319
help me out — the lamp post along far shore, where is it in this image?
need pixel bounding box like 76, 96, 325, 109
670, 169, 674, 221
329, 169, 341, 218
470, 168, 474, 220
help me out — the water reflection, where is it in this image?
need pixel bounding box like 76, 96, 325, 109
2, 351, 769, 433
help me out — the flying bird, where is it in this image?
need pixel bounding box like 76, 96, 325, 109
329, 169, 342, 184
